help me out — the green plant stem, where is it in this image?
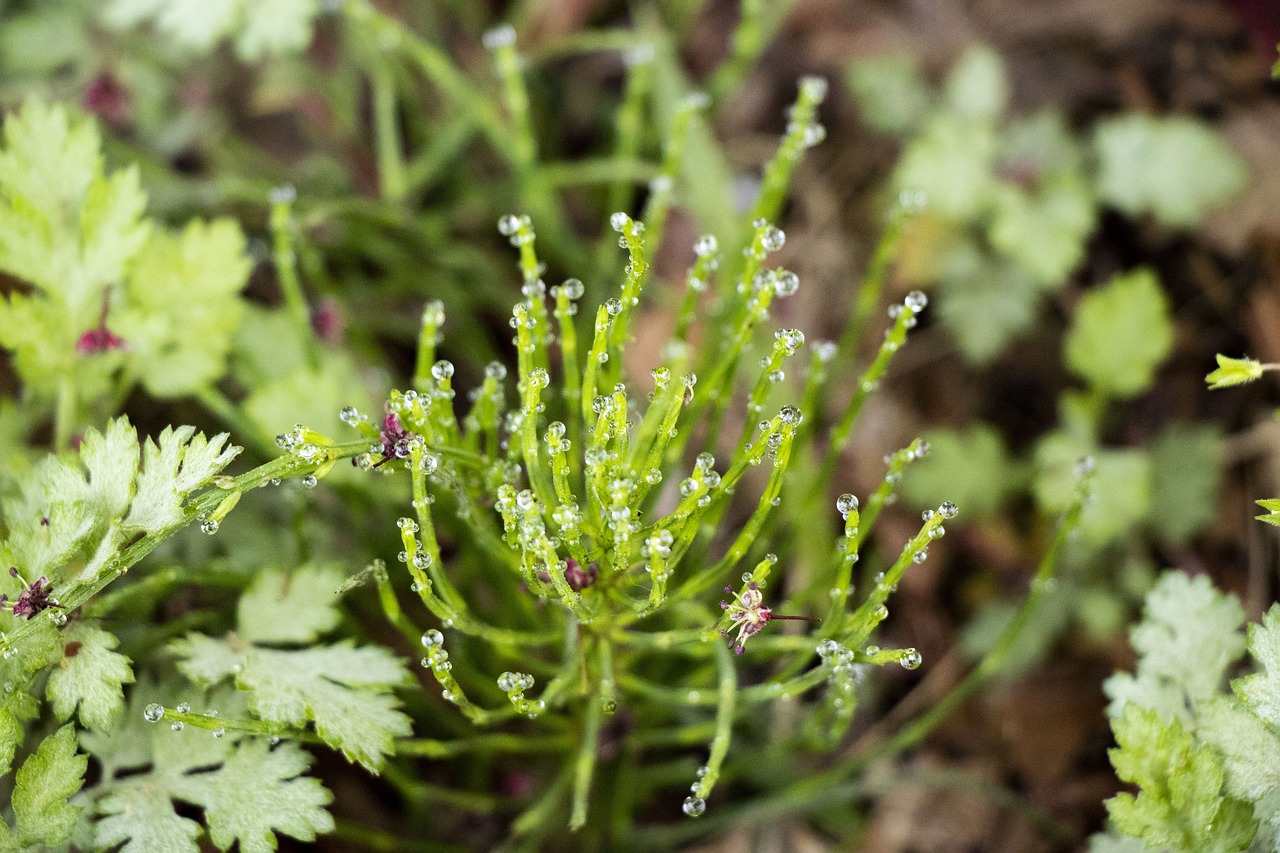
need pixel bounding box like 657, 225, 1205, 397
569, 662, 606, 830
371, 58, 408, 204
690, 642, 737, 801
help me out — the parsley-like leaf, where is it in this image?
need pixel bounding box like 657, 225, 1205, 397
13, 724, 88, 848
118, 219, 250, 398
1106, 705, 1255, 852
172, 738, 334, 853
45, 624, 135, 731
172, 564, 411, 771
237, 565, 345, 644
124, 425, 239, 532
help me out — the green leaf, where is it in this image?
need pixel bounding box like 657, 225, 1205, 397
237, 565, 345, 645
942, 45, 1008, 122
1197, 695, 1280, 802
988, 173, 1094, 287
1034, 436, 1150, 546
90, 719, 331, 853
1093, 114, 1247, 228
933, 244, 1044, 363
13, 724, 88, 847
103, 0, 319, 59
173, 739, 334, 853
1103, 571, 1245, 720
892, 114, 998, 222
1147, 424, 1223, 543
118, 219, 250, 398
174, 634, 411, 772
1258, 498, 1280, 527
96, 784, 202, 853
1236, 605, 1280, 727
1106, 705, 1256, 852
123, 425, 240, 532
0, 100, 149, 394
846, 53, 932, 135
1065, 268, 1173, 398
46, 624, 135, 731
1206, 354, 1264, 389
79, 417, 140, 523
899, 424, 1018, 518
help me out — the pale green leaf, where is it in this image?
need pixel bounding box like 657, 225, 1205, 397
1106, 705, 1255, 852
106, 0, 322, 59
943, 44, 1008, 121
174, 632, 411, 771
1237, 606, 1280, 727
1094, 114, 1247, 228
1104, 571, 1245, 720
237, 565, 345, 645
118, 219, 250, 398
1065, 268, 1173, 398
933, 244, 1044, 363
79, 417, 139, 522
988, 173, 1094, 286
846, 53, 932, 136
171, 739, 334, 853
124, 426, 239, 531
899, 424, 1019, 518
1034, 436, 1150, 546
1197, 695, 1280, 803
95, 784, 201, 853
892, 114, 998, 221
46, 624, 135, 731
13, 724, 87, 847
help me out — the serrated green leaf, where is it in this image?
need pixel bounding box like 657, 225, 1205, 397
1065, 268, 1173, 398
943, 44, 1008, 121
0, 100, 149, 397
46, 624, 135, 731
175, 632, 411, 771
899, 424, 1018, 518
79, 417, 139, 522
1148, 424, 1223, 543
118, 219, 250, 398
1197, 695, 1280, 802
96, 783, 201, 853
1094, 114, 1247, 228
172, 739, 334, 853
1103, 571, 1245, 720
14, 724, 87, 847
1237, 606, 1280, 727
237, 565, 344, 645
1106, 705, 1255, 852
846, 53, 932, 135
123, 425, 239, 532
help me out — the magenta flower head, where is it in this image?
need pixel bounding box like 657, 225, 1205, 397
375, 410, 414, 467
4, 567, 57, 620
721, 583, 772, 655
76, 289, 128, 355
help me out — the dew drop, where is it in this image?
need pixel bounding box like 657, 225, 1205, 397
144, 704, 165, 723
682, 796, 706, 818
